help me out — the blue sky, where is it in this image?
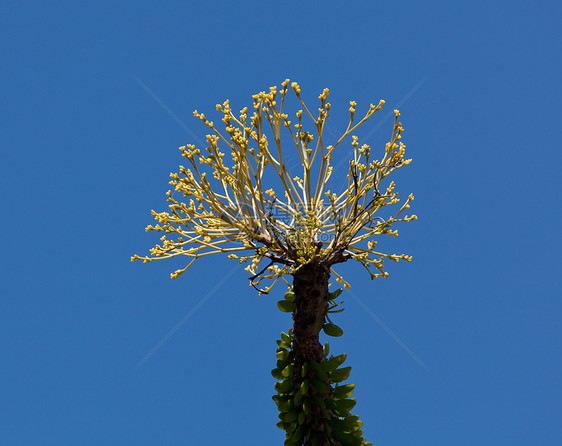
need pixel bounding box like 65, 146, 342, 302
1, 1, 561, 445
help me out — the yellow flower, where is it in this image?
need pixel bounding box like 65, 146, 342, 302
133, 79, 415, 293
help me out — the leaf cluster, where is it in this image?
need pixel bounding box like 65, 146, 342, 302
272, 328, 371, 446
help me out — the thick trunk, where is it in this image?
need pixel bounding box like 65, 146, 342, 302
291, 261, 330, 367
291, 261, 333, 444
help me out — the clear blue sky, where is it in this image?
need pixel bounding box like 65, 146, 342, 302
1, 1, 561, 445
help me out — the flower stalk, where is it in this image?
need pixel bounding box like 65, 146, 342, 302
132, 80, 416, 292
133, 80, 417, 445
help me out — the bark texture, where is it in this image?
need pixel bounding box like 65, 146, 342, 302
291, 261, 330, 369
291, 261, 335, 444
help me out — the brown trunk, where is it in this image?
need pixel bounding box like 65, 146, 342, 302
291, 261, 334, 444
291, 261, 330, 367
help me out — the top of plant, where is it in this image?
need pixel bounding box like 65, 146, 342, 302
132, 79, 417, 293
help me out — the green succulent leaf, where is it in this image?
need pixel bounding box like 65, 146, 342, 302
327, 306, 345, 314
302, 398, 312, 415
275, 378, 293, 393
338, 433, 362, 446
276, 349, 289, 361
311, 377, 329, 394
352, 429, 364, 438
323, 342, 330, 356
276, 339, 291, 348
325, 353, 347, 371
335, 398, 357, 414
271, 367, 283, 380
299, 379, 309, 395
281, 364, 294, 378
311, 394, 330, 418
327, 299, 345, 313
323, 322, 344, 337
333, 383, 355, 399
324, 398, 337, 411
342, 415, 362, 431
330, 420, 363, 445
329, 288, 343, 299
284, 292, 295, 302
277, 358, 289, 369
286, 425, 305, 445
276, 397, 293, 413
309, 361, 329, 381
331, 366, 352, 383
311, 394, 327, 410
273, 393, 290, 403
280, 409, 299, 423
277, 300, 295, 312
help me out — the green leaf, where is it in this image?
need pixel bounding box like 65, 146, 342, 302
286, 425, 305, 445
276, 339, 291, 348
331, 366, 352, 383
327, 300, 345, 312
309, 361, 329, 381
335, 398, 357, 414
277, 300, 295, 312
284, 292, 295, 302
333, 383, 355, 399
323, 323, 344, 337
342, 415, 361, 431
285, 419, 298, 434
276, 349, 289, 361
299, 379, 309, 395
277, 359, 289, 369
302, 398, 312, 415
301, 362, 309, 378
327, 307, 345, 314
329, 288, 343, 299
311, 378, 329, 394
281, 364, 294, 378
325, 353, 347, 371
273, 394, 290, 403
311, 395, 329, 418
323, 342, 330, 357
275, 398, 292, 413
324, 398, 337, 411
311, 394, 327, 410
280, 409, 299, 423
334, 430, 362, 446
281, 331, 291, 343
271, 367, 283, 380
275, 378, 293, 393
329, 420, 362, 445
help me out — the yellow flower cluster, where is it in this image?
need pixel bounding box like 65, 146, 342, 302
132, 80, 416, 293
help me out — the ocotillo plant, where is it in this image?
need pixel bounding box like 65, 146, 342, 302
133, 79, 416, 446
